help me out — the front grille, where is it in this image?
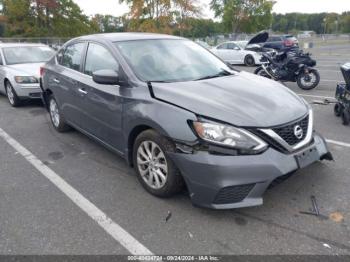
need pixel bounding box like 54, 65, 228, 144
272, 115, 309, 146
213, 184, 255, 205
253, 130, 289, 153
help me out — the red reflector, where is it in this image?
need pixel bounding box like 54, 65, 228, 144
284, 40, 293, 46
40, 67, 44, 77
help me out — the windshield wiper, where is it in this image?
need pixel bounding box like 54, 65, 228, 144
195, 69, 232, 81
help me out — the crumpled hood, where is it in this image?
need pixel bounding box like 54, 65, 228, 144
5, 63, 44, 78
151, 71, 308, 128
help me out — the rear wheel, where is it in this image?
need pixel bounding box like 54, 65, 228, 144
48, 95, 71, 132
244, 55, 255, 67
297, 69, 320, 90
133, 129, 184, 198
254, 67, 271, 79
5, 81, 21, 107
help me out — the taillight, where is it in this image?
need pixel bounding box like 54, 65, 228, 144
40, 67, 45, 77
284, 39, 294, 47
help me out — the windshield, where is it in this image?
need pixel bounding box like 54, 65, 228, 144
3, 46, 55, 65
115, 39, 234, 82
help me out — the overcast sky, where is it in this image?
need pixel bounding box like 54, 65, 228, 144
73, 0, 350, 18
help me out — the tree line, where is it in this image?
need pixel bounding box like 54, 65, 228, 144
0, 0, 349, 38
272, 12, 350, 34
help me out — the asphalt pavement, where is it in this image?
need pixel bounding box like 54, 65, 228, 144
0, 44, 349, 256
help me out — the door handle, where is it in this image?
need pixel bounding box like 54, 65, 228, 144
53, 78, 60, 84
78, 88, 88, 95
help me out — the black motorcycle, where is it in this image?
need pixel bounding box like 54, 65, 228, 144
254, 48, 320, 90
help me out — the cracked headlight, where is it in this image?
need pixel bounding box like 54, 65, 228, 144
192, 121, 268, 154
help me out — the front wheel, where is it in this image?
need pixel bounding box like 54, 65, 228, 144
297, 69, 320, 90
133, 129, 184, 198
5, 81, 21, 107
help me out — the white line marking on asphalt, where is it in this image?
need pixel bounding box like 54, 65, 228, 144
321, 79, 339, 82
0, 128, 153, 256
326, 139, 350, 148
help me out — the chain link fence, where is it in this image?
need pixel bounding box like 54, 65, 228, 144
0, 37, 71, 50
197, 33, 350, 49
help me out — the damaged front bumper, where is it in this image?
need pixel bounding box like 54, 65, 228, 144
169, 133, 332, 209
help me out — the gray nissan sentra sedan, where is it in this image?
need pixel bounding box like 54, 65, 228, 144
40, 33, 333, 209
0, 43, 55, 107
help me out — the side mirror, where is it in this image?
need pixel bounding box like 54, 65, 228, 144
92, 69, 119, 85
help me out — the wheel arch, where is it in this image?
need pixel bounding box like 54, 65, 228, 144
42, 88, 53, 110
4, 77, 10, 93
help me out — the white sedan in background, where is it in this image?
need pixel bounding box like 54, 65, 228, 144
0, 43, 55, 107
211, 41, 262, 66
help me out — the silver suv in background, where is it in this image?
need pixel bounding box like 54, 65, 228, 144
41, 33, 332, 209
0, 43, 55, 107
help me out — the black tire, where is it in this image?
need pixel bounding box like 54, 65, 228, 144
334, 103, 342, 117
254, 67, 271, 79
133, 129, 185, 198
297, 69, 320, 90
5, 81, 21, 107
342, 109, 350, 126
48, 94, 71, 132
244, 55, 255, 67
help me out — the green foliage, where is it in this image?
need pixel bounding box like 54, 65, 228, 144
173, 18, 226, 38
119, 0, 202, 34
210, 0, 274, 33
272, 12, 350, 34
1, 0, 99, 37
92, 14, 126, 32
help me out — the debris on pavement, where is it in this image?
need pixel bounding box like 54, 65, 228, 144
299, 195, 328, 219
311, 195, 320, 216
323, 243, 331, 249
165, 211, 172, 222
311, 99, 336, 105
188, 232, 194, 239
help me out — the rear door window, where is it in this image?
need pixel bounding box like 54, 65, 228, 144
61, 42, 85, 72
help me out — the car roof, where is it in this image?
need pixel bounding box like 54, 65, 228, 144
0, 43, 48, 48
74, 32, 183, 42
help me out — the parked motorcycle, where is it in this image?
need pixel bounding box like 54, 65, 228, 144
254, 48, 320, 90
248, 31, 320, 90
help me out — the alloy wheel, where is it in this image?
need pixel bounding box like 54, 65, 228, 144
6, 84, 15, 105
49, 99, 60, 127
300, 72, 317, 87
136, 141, 168, 189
